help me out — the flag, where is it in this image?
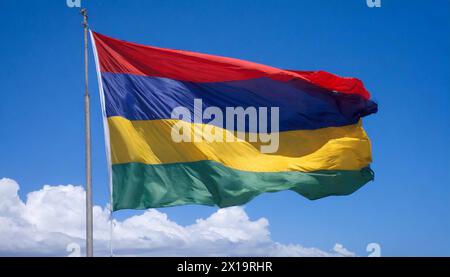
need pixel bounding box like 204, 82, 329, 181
90, 31, 377, 211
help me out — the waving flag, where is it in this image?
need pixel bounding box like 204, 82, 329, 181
91, 31, 377, 211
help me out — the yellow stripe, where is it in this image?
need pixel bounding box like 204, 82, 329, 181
108, 116, 372, 172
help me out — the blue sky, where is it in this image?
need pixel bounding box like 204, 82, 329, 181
0, 0, 449, 256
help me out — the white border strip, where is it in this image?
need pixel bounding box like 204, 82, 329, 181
89, 30, 114, 256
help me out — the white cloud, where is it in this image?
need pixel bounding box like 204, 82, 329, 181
0, 178, 355, 257
333, 243, 356, 257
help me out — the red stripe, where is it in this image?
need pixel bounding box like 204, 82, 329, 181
92, 31, 371, 99
287, 70, 370, 99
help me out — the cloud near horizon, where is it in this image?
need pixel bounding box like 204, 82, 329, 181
0, 178, 355, 257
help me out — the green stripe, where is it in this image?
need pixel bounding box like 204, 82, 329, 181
112, 161, 374, 211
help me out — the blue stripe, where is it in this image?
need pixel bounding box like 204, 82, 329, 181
102, 73, 377, 132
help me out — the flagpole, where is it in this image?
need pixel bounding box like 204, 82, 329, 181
81, 8, 94, 258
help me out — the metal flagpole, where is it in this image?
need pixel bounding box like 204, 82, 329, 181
81, 8, 94, 258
